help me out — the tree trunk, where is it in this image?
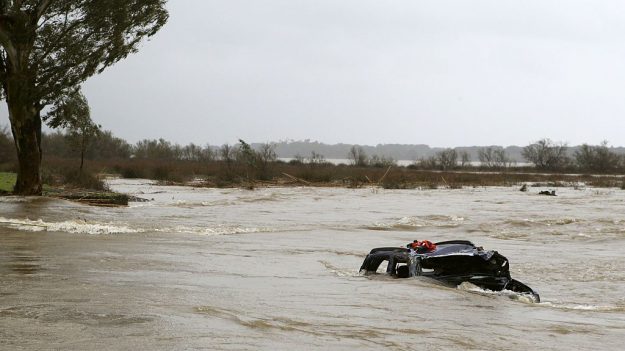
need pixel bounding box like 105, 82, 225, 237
3, 13, 42, 195
80, 134, 85, 176
7, 77, 43, 195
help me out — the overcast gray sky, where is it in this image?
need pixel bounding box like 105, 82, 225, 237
3, 0, 625, 147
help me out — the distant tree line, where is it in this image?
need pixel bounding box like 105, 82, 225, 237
269, 140, 531, 162
409, 138, 625, 173
2, 127, 624, 176
522, 138, 625, 173
38, 129, 277, 166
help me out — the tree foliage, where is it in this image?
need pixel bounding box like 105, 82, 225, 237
369, 154, 396, 168
308, 151, 326, 165
348, 146, 367, 167
0, 0, 168, 194
574, 141, 621, 173
255, 142, 277, 180
459, 151, 470, 167
133, 139, 214, 161
45, 88, 98, 132
478, 146, 510, 169
437, 148, 458, 170
44, 88, 99, 173
43, 129, 130, 160
522, 139, 569, 170
0, 0, 168, 107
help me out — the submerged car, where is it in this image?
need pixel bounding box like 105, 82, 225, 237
359, 240, 540, 302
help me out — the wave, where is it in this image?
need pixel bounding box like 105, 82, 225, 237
0, 217, 276, 235
319, 260, 360, 277
458, 282, 625, 311
0, 217, 276, 236
169, 199, 237, 207
365, 215, 465, 231
488, 231, 530, 241
538, 301, 625, 313
502, 218, 579, 228
457, 282, 539, 303
0, 197, 36, 203
0, 217, 141, 235
168, 195, 286, 208
156, 224, 276, 236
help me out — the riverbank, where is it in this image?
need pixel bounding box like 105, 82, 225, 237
0, 172, 129, 206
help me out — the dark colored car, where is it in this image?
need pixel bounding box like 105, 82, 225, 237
359, 240, 540, 302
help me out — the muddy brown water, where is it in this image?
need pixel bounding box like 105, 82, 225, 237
1, 179, 624, 350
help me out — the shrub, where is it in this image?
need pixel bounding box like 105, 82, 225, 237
522, 139, 569, 170
118, 166, 144, 179
60, 169, 108, 191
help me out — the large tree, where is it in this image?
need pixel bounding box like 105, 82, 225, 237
0, 0, 168, 194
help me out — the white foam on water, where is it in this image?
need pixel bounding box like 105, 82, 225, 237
398, 215, 465, 226
0, 215, 288, 237
369, 215, 465, 230
457, 282, 539, 303
0, 196, 34, 203
156, 224, 277, 236
166, 199, 239, 208
457, 282, 625, 310
537, 301, 625, 312
0, 217, 142, 235
319, 260, 360, 277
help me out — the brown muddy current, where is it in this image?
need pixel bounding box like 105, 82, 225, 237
1, 179, 624, 350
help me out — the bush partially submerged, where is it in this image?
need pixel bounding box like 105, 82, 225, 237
43, 164, 108, 191
63, 170, 108, 191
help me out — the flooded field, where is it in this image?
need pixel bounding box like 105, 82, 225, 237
1, 179, 624, 350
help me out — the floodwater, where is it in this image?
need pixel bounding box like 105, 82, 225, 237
1, 179, 624, 350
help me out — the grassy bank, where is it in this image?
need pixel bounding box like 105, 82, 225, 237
0, 171, 128, 206
0, 172, 16, 193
